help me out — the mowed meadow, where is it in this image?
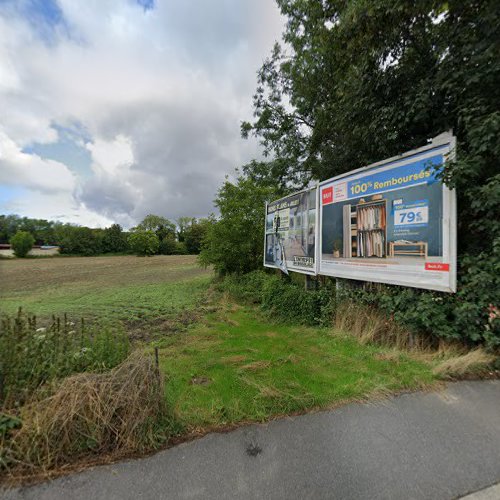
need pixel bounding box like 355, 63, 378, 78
0, 255, 211, 324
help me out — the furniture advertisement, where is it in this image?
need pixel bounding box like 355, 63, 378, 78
318, 133, 457, 292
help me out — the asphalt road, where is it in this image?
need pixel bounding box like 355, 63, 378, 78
3, 380, 500, 500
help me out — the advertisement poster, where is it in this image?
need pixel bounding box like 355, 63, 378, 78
264, 188, 317, 275
319, 133, 457, 292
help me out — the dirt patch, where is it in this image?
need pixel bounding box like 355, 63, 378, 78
222, 355, 247, 364
190, 377, 212, 386
240, 361, 271, 371
125, 310, 201, 342
265, 331, 279, 338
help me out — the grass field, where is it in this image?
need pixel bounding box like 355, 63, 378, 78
1, 255, 440, 474
0, 255, 211, 327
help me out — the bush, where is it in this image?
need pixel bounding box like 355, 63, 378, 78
56, 225, 102, 256
220, 270, 335, 326
9, 231, 34, 258
128, 230, 159, 256
0, 309, 130, 408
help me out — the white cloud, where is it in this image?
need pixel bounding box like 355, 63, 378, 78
0, 0, 284, 226
0, 131, 75, 193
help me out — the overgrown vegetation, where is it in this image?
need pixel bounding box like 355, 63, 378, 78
220, 271, 334, 326
0, 255, 210, 481
219, 270, 500, 352
200, 1, 500, 348
0, 309, 130, 408
2, 353, 169, 476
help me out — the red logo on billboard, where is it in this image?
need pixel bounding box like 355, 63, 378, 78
322, 187, 333, 205
425, 263, 450, 272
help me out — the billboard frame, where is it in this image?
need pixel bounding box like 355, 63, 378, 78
318, 132, 457, 293
263, 187, 319, 276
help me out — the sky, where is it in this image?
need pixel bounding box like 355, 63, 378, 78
0, 0, 284, 228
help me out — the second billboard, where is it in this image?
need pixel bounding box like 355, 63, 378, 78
264, 188, 317, 275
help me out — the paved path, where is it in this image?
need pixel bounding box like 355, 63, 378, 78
3, 381, 500, 500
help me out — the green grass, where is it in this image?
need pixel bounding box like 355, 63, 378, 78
158, 305, 436, 430
0, 255, 211, 324
1, 275, 210, 322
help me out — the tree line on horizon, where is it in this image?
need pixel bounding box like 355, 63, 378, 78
0, 213, 209, 257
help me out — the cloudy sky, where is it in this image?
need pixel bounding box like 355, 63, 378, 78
0, 0, 284, 227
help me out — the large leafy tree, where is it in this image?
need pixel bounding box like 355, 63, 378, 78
135, 214, 176, 241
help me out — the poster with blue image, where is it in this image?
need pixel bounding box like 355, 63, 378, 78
318, 133, 457, 293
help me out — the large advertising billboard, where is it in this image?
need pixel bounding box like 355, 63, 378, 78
319, 133, 457, 292
264, 188, 317, 275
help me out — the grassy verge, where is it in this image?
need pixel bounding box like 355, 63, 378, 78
157, 304, 436, 430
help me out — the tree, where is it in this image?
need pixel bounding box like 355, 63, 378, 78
56, 225, 102, 256
199, 175, 279, 275
240, 0, 500, 345
10, 230, 35, 258
177, 217, 195, 242
128, 230, 159, 256
102, 224, 128, 253
135, 214, 176, 241
184, 219, 209, 254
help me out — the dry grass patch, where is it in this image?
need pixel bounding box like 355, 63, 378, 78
432, 348, 496, 378
240, 361, 272, 371
335, 301, 432, 350
221, 355, 247, 364
2, 353, 168, 479
335, 301, 498, 379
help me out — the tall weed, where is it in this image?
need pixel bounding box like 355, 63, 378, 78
0, 308, 129, 409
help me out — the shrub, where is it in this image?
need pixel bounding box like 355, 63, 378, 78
56, 225, 102, 256
220, 270, 335, 326
128, 230, 159, 256
9, 231, 34, 258
0, 309, 130, 408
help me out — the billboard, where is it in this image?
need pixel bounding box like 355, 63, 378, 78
319, 133, 457, 292
264, 188, 317, 275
